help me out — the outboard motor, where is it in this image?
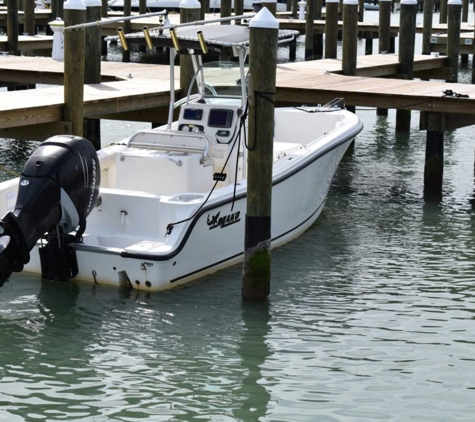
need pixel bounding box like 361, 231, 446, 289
0, 135, 100, 287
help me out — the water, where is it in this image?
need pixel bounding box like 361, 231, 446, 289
2, 12, 475, 421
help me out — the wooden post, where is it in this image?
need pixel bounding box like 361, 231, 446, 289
304, 0, 315, 60
138, 0, 147, 52
396, 0, 417, 132
180, 0, 201, 99
292, 0, 299, 17
462, 0, 469, 21
357, 0, 364, 24
446, 0, 462, 82
101, 0, 108, 55
461, 0, 469, 64
314, 0, 323, 59
243, 8, 278, 300
6, 0, 19, 55
440, 0, 448, 23
102, 0, 108, 17
377, 0, 391, 116
424, 112, 444, 197
23, 0, 36, 36
84, 0, 102, 150
122, 0, 131, 62
50, 0, 58, 19
57, 0, 65, 19
422, 0, 434, 54
365, 32, 373, 55
221, 0, 232, 19
263, 0, 277, 15
64, 0, 86, 138
379, 0, 391, 54
325, 0, 339, 59
342, 0, 358, 76
235, 0, 244, 23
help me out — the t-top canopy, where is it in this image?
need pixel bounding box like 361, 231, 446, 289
127, 24, 299, 53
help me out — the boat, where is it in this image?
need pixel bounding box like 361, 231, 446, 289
108, 0, 288, 12
0, 11, 363, 291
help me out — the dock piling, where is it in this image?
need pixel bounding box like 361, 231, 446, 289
180, 0, 201, 99
422, 0, 434, 54
6, 0, 19, 55
122, 0, 131, 62
64, 0, 86, 138
342, 0, 358, 76
447, 0, 462, 83
396, 0, 417, 132
423, 113, 444, 197
101, 0, 108, 17
304, 0, 316, 60
84, 0, 102, 149
243, 8, 278, 300
325, 0, 339, 59
24, 0, 36, 36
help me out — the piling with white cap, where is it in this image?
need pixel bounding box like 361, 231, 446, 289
84, 0, 102, 149
342, 0, 358, 76
395, 0, 417, 133
243, 8, 279, 300
421, 0, 435, 54
325, 0, 339, 59
6, 0, 19, 55
447, 0, 462, 82
64, 0, 87, 137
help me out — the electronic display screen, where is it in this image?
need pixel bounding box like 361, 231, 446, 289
183, 108, 203, 121
208, 109, 233, 128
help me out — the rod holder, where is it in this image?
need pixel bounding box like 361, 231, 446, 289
197, 31, 208, 54
143, 26, 153, 49
117, 27, 129, 51
170, 27, 180, 51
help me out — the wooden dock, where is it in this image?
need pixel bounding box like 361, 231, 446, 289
0, 53, 472, 141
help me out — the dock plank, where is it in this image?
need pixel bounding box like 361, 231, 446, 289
0, 54, 473, 136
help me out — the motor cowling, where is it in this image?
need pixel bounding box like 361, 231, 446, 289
0, 135, 100, 287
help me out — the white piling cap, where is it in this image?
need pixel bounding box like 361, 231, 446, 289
326, 0, 340, 3
249, 7, 279, 29
180, 0, 201, 8
400, 0, 417, 4
83, 0, 102, 6
343, 0, 359, 4
64, 0, 87, 10
448, 0, 462, 4
263, 0, 277, 3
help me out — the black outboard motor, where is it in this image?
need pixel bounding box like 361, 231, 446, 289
0, 135, 100, 287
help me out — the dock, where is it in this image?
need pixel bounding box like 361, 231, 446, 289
0, 53, 471, 141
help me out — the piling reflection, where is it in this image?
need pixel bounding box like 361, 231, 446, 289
234, 300, 272, 421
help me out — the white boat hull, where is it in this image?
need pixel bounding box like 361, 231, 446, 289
1, 108, 360, 291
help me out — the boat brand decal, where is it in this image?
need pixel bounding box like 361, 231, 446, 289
207, 211, 241, 230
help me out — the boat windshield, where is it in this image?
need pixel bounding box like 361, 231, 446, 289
200, 61, 247, 98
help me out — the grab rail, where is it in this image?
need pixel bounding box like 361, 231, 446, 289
128, 131, 211, 163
